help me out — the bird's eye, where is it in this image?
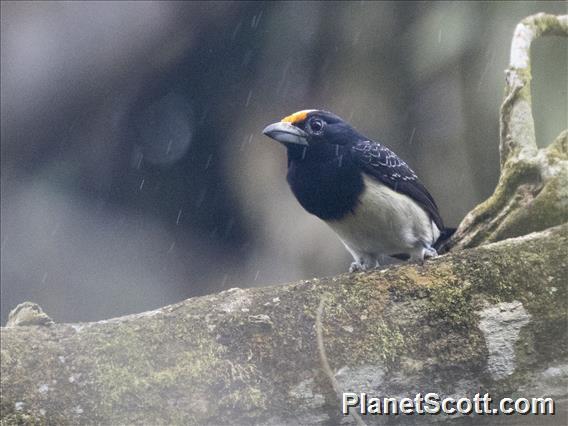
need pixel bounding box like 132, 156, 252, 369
309, 118, 325, 135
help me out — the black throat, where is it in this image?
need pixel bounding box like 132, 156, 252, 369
286, 143, 364, 221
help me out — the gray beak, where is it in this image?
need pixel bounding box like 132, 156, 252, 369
262, 122, 309, 146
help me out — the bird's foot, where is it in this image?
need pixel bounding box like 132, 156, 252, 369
349, 257, 378, 273
349, 261, 364, 273
424, 246, 438, 259
410, 246, 438, 266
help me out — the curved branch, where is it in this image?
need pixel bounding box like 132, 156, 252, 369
509, 13, 568, 69
1, 225, 567, 425
450, 14, 567, 251
500, 13, 568, 167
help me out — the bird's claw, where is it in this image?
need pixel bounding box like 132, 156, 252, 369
349, 258, 379, 273
349, 261, 363, 273
424, 246, 438, 259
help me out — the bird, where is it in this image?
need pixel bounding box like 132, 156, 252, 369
262, 109, 453, 272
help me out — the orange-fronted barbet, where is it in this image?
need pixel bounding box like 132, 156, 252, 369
263, 109, 454, 272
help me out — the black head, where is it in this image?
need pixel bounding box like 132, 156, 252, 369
262, 109, 366, 148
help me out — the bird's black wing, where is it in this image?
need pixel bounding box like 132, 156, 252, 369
351, 140, 444, 231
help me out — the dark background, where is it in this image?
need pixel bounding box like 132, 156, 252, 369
1, 1, 566, 324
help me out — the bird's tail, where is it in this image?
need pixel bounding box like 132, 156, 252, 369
433, 227, 456, 253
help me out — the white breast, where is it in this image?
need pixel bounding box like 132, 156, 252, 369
325, 175, 440, 261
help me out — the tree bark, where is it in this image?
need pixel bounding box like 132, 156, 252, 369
1, 13, 567, 426
1, 224, 567, 425
449, 13, 568, 250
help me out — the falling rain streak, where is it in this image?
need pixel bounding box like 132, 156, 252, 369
276, 59, 291, 96
245, 90, 253, 107
204, 154, 213, 170
251, 11, 263, 29
477, 49, 496, 92
408, 128, 416, 145
241, 134, 254, 151
231, 20, 242, 41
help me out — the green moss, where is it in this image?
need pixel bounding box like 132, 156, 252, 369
318, 277, 398, 365
0, 413, 47, 426
458, 145, 566, 248
221, 386, 268, 412
547, 130, 567, 160
497, 177, 568, 241
491, 131, 567, 241
426, 280, 474, 327
529, 13, 566, 36
78, 310, 270, 424
0, 399, 48, 426
486, 160, 541, 220
371, 321, 406, 365
458, 227, 568, 373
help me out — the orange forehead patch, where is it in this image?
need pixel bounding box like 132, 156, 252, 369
281, 109, 316, 124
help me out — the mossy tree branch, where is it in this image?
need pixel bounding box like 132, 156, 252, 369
502, 13, 567, 167
450, 13, 568, 250
1, 225, 567, 425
